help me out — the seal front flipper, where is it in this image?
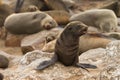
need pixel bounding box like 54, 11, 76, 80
75, 63, 97, 72
78, 63, 97, 69
15, 0, 24, 13
36, 54, 58, 70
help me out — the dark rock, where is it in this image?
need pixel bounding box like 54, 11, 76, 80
0, 54, 9, 68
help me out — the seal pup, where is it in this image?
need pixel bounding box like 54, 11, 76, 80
70, 9, 118, 33
36, 21, 97, 71
4, 11, 58, 34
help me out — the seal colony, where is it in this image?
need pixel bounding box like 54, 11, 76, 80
4, 11, 58, 34
36, 21, 97, 71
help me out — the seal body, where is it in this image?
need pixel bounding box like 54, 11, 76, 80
4, 11, 57, 34
70, 9, 118, 32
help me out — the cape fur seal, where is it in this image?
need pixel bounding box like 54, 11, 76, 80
4, 11, 58, 34
70, 9, 118, 33
36, 21, 97, 71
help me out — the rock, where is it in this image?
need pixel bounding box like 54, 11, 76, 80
99, 40, 120, 80
0, 54, 9, 68
2, 49, 96, 80
1, 43, 120, 80
5, 32, 27, 47
106, 40, 120, 59
21, 28, 63, 54
20, 50, 53, 65
0, 50, 17, 69
79, 48, 106, 64
42, 39, 56, 52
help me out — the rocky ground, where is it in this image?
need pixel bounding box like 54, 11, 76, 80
0, 0, 120, 80
0, 38, 120, 80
